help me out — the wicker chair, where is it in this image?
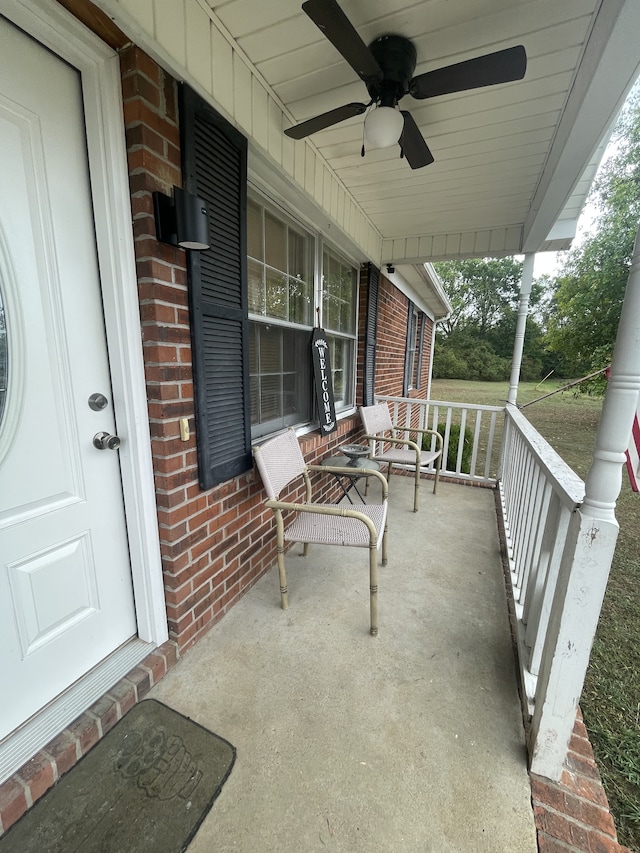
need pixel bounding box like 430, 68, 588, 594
360, 403, 443, 513
252, 428, 389, 636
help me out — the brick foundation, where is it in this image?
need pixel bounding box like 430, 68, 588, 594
531, 709, 632, 853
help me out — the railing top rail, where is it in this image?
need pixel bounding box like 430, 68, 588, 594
505, 404, 585, 506
375, 395, 505, 414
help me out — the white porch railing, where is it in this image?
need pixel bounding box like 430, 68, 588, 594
374, 394, 504, 484
498, 406, 584, 710
376, 393, 617, 781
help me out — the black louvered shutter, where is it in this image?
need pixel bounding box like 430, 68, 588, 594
181, 86, 251, 489
416, 313, 425, 390
363, 263, 379, 406
403, 301, 416, 396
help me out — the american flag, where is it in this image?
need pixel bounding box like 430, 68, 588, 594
626, 397, 640, 493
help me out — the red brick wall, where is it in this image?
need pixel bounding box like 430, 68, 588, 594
374, 273, 409, 397
120, 46, 364, 653
357, 269, 434, 406
418, 315, 434, 395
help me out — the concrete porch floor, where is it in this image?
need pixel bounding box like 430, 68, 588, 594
149, 475, 537, 852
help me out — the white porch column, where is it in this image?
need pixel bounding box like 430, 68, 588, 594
507, 254, 535, 405
529, 225, 640, 780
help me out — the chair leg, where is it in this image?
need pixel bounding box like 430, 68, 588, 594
433, 454, 441, 494
381, 517, 388, 567
274, 511, 289, 610
413, 464, 420, 513
369, 543, 378, 636
275, 544, 289, 610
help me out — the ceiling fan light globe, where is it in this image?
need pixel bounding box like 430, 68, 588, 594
364, 106, 404, 148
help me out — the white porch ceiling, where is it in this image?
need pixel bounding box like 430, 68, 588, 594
207, 0, 639, 263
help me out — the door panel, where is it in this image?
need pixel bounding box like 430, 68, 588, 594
0, 17, 137, 740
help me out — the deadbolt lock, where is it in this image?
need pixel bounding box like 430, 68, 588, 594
93, 431, 121, 451
88, 393, 109, 411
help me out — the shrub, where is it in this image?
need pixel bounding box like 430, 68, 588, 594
424, 422, 473, 473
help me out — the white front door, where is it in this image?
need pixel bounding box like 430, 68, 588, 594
0, 15, 137, 740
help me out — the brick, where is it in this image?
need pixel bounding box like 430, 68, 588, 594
560, 770, 610, 808
588, 833, 622, 853
138, 281, 188, 306
16, 753, 53, 806
106, 679, 137, 718
126, 666, 151, 701
147, 400, 192, 420
570, 733, 595, 759
119, 46, 161, 85
139, 301, 177, 324
566, 749, 600, 780
121, 100, 179, 147
156, 640, 179, 669
88, 695, 119, 736
140, 651, 166, 686
0, 777, 28, 834
125, 122, 165, 156
128, 147, 177, 181
537, 832, 575, 852
43, 730, 78, 779
120, 71, 161, 108
67, 713, 100, 756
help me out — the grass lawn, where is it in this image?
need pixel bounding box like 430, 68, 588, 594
431, 378, 640, 851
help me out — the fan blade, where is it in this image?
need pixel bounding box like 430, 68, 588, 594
399, 111, 434, 169
302, 0, 383, 84
409, 45, 527, 100
284, 102, 368, 139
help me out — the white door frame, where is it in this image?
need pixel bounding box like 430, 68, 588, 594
1, 0, 167, 643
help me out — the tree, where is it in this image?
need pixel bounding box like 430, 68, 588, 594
433, 256, 548, 381
436, 257, 524, 338
545, 86, 640, 376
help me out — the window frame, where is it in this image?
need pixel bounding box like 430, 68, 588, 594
247, 188, 358, 440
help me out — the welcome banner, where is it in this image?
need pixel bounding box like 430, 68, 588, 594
311, 328, 337, 435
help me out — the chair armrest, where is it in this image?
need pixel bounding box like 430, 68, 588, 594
362, 433, 422, 456
308, 464, 389, 500
410, 428, 443, 452
264, 498, 382, 541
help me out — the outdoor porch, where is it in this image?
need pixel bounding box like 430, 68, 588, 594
149, 475, 537, 852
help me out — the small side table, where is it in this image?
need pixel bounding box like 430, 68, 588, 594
320, 452, 381, 504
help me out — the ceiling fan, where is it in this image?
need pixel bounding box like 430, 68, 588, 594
284, 0, 527, 169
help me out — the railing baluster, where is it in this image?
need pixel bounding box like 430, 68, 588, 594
374, 395, 503, 485
470, 410, 482, 478
456, 408, 467, 474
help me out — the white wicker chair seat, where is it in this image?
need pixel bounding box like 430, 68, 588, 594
285, 504, 387, 549
373, 446, 440, 467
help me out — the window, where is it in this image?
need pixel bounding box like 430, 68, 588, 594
404, 304, 424, 394
248, 194, 357, 438
322, 249, 356, 410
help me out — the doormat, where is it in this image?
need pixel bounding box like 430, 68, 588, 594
0, 699, 236, 853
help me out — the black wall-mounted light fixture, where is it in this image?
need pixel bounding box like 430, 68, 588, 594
386, 263, 395, 275
153, 186, 210, 250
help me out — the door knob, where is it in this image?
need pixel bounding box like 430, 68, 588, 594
93, 431, 121, 451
